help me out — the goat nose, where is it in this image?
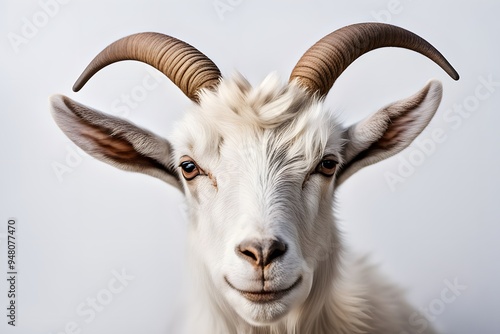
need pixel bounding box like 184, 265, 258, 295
236, 239, 287, 267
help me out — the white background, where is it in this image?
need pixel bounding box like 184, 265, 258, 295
1, 1, 499, 333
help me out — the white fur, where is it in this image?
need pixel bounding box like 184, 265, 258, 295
168, 74, 438, 333
51, 72, 443, 334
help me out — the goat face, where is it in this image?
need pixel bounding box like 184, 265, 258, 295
171, 74, 342, 324
50, 23, 458, 327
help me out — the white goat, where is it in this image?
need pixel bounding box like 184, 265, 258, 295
50, 23, 458, 333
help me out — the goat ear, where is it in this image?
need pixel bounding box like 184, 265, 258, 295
336, 80, 443, 186
49, 94, 182, 189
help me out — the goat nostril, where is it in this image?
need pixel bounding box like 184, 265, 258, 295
237, 243, 261, 266
268, 247, 286, 263
242, 250, 258, 261
264, 240, 287, 266
237, 239, 287, 267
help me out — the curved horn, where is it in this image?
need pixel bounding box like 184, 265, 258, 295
290, 23, 459, 97
73, 32, 221, 102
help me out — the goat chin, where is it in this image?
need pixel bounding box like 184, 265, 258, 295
179, 250, 437, 334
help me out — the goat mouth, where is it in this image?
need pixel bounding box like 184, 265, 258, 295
225, 276, 302, 304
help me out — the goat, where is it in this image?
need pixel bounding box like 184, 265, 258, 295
50, 23, 458, 333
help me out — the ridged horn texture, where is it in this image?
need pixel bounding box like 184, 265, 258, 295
290, 23, 459, 97
73, 32, 222, 102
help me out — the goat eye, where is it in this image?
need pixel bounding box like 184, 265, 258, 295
315, 157, 338, 176
181, 161, 197, 173
179, 159, 201, 180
